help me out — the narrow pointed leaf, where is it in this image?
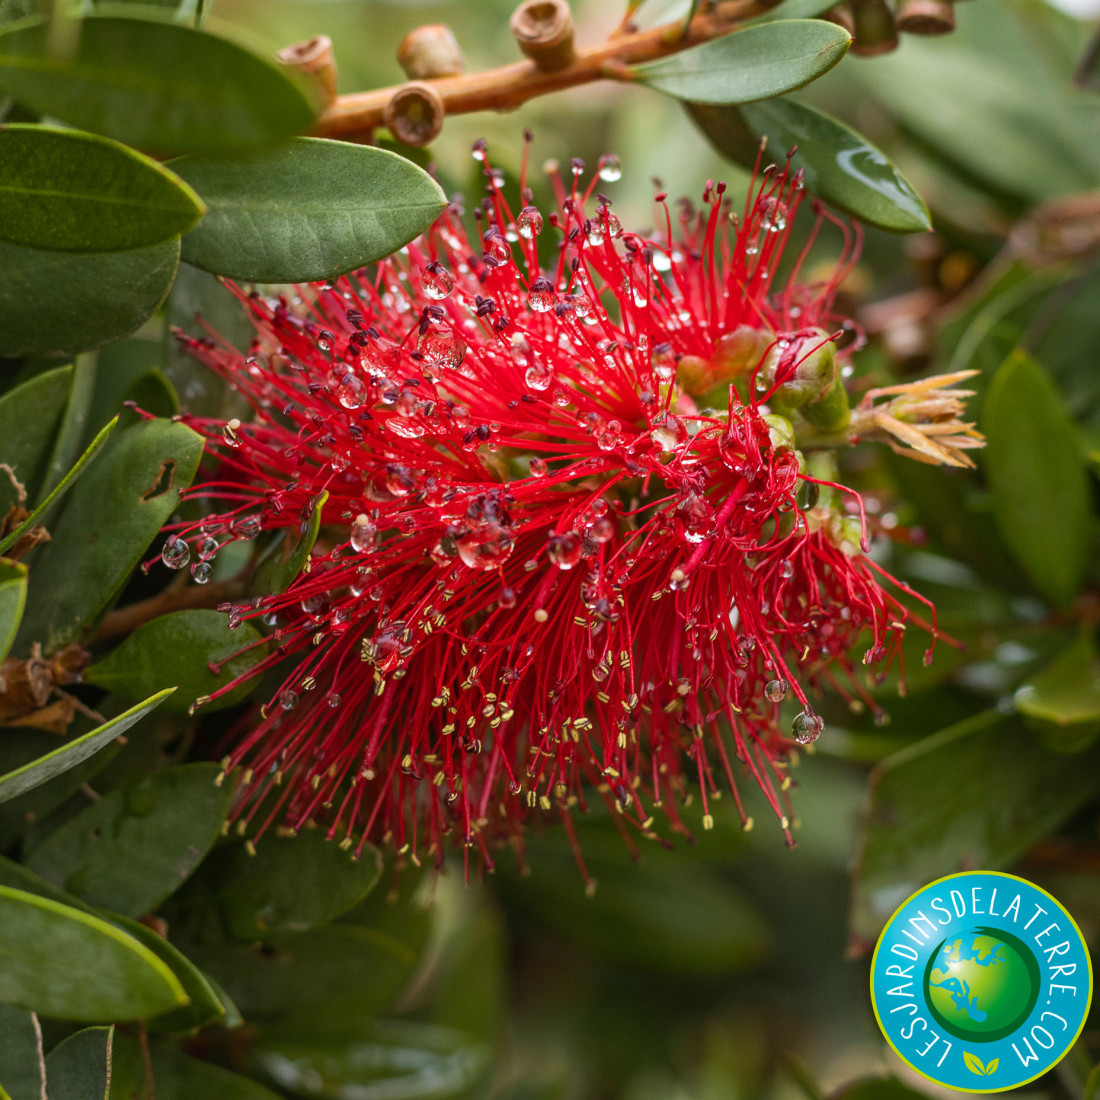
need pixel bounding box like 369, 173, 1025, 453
173, 140, 448, 282
0, 688, 174, 804
691, 97, 931, 232
0, 885, 188, 1020
632, 20, 851, 104
253, 488, 326, 595
25, 763, 232, 917
0, 125, 204, 253
0, 13, 319, 153
0, 561, 26, 664
0, 415, 118, 557
982, 350, 1090, 607
86, 609, 266, 714
0, 238, 179, 358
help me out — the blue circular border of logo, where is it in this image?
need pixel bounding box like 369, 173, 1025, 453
871, 871, 1093, 1092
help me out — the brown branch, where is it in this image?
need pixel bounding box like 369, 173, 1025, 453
316, 0, 771, 142
95, 579, 244, 642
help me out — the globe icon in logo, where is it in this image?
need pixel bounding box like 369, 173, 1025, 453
923, 926, 1041, 1042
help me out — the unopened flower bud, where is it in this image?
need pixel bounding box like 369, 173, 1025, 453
762, 413, 796, 453
895, 0, 955, 34
396, 24, 465, 80
384, 82, 445, 147
510, 0, 575, 71
678, 325, 772, 396
277, 35, 338, 104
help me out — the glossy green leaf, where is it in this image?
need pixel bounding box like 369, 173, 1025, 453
173, 139, 448, 282
0, 238, 179, 358
0, 364, 71, 516
0, 688, 174, 804
0, 414, 117, 557
253, 488, 326, 596
0, 856, 226, 1033
982, 350, 1090, 607
25, 762, 232, 917
848, 711, 1100, 948
0, 1006, 44, 1100
0, 125, 204, 253
44, 1027, 113, 1100
17, 418, 203, 652
1014, 632, 1100, 753
252, 1022, 491, 1100
691, 97, 931, 232
191, 831, 382, 941
0, 13, 320, 154
86, 609, 266, 714
0, 885, 187, 1020
632, 20, 850, 105
0, 560, 26, 664
40, 352, 96, 504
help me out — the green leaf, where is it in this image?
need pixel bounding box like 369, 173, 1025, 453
106, 913, 226, 1033
0, 885, 187, 1020
846, 35, 1100, 204
86, 609, 266, 714
632, 20, 850, 105
0, 414, 118, 557
691, 97, 931, 232
16, 419, 203, 652
0, 364, 72, 516
173, 139, 448, 283
40, 351, 96, 504
44, 1026, 114, 1100
0, 12, 320, 154
0, 238, 179, 358
253, 488, 326, 596
184, 923, 420, 1025
848, 711, 1100, 948
1014, 631, 1100, 753
0, 856, 226, 1033
252, 1022, 491, 1100
0, 124, 204, 253
0, 689, 174, 804
115, 1037, 283, 1100
186, 831, 382, 941
25, 762, 232, 917
0, 1006, 44, 1100
982, 350, 1090, 607
0, 560, 26, 664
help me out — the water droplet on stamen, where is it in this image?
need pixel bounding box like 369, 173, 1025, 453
517, 206, 543, 239
335, 372, 366, 409
529, 456, 547, 477
222, 418, 242, 447
765, 678, 788, 703
525, 362, 552, 391
191, 561, 213, 584
350, 514, 378, 554
528, 277, 555, 313
597, 153, 622, 182
791, 709, 823, 745
161, 536, 190, 570
422, 264, 453, 300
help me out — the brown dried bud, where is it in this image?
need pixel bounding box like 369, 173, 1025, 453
849, 0, 897, 56
895, 0, 956, 34
823, 4, 856, 35
510, 0, 575, 72
277, 35, 338, 104
384, 82, 445, 147
396, 24, 465, 80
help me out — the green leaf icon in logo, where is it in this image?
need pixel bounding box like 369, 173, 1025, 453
963, 1052, 998, 1076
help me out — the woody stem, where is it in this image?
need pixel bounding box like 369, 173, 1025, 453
316, 0, 770, 141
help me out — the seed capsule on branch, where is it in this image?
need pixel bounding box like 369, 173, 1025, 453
163, 140, 970, 879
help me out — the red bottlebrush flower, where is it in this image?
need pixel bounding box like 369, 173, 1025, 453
163, 143, 944, 876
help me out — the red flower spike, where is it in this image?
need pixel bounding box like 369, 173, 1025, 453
163, 146, 938, 876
